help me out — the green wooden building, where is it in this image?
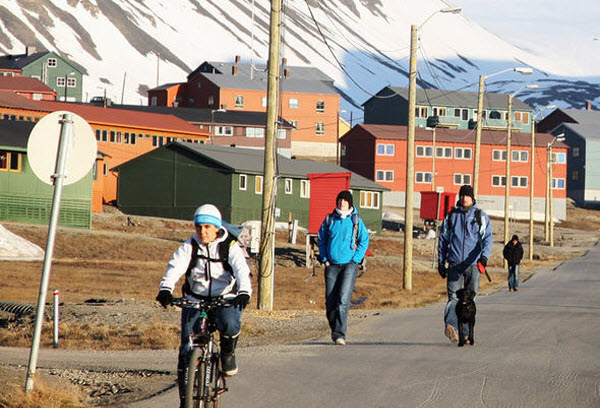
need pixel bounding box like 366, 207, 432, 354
0, 120, 93, 229
0, 47, 83, 102
113, 142, 387, 234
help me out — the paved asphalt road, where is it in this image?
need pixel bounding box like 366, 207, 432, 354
128, 243, 600, 408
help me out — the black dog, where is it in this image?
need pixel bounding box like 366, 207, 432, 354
455, 288, 476, 347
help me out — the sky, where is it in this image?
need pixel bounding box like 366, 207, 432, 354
457, 0, 600, 77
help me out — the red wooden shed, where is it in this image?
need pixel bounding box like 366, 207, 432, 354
307, 172, 351, 234
420, 191, 456, 221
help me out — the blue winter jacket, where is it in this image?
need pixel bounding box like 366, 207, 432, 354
438, 202, 493, 270
317, 208, 369, 265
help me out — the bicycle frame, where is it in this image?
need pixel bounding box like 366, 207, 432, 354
172, 297, 233, 408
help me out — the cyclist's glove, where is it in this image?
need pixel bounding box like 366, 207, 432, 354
233, 293, 250, 311
156, 290, 173, 309
438, 263, 447, 279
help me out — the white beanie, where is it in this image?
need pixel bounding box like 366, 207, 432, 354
193, 204, 222, 228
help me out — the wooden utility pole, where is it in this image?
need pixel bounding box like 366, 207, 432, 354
258, 0, 282, 310
504, 95, 513, 268
473, 75, 485, 197
403, 25, 417, 291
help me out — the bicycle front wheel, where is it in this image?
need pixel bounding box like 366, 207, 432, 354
185, 347, 220, 408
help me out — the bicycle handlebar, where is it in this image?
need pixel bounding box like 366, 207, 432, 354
170, 296, 235, 310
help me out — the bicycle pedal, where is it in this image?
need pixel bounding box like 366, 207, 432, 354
217, 386, 228, 395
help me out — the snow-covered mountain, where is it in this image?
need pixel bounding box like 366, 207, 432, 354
1, 0, 598, 122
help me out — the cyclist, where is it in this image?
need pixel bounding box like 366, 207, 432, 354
156, 204, 252, 406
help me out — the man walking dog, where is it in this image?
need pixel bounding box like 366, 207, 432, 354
438, 185, 493, 343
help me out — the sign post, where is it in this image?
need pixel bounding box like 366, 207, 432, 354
24, 111, 96, 392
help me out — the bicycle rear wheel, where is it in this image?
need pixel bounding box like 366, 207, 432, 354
185, 347, 221, 408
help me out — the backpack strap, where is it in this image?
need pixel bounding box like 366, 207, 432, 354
351, 213, 359, 249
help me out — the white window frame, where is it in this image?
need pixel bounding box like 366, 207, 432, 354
493, 149, 507, 161
375, 170, 394, 182
66, 77, 76, 87
47, 58, 57, 67
492, 175, 506, 187
552, 178, 566, 189
455, 147, 472, 160
316, 122, 325, 135
572, 147, 579, 157
215, 126, 233, 136
289, 98, 298, 109
376, 143, 394, 156
511, 176, 528, 188
316, 100, 325, 113
415, 106, 428, 118
246, 127, 265, 138
284, 178, 293, 194
255, 175, 263, 194
234, 95, 244, 108
453, 173, 471, 185
261, 97, 267, 107
239, 174, 247, 190
436, 146, 452, 158
512, 150, 529, 162
416, 145, 433, 157
416, 172, 433, 183
300, 180, 310, 198
360, 191, 380, 209
552, 152, 566, 164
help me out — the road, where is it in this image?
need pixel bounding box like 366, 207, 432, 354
128, 242, 600, 408
2, 243, 598, 407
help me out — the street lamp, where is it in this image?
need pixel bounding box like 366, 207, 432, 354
529, 104, 556, 260
404, 5, 462, 291
546, 133, 565, 247
473, 67, 533, 197
63, 72, 75, 102
504, 84, 538, 261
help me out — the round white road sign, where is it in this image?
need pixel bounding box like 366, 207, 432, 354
27, 111, 97, 185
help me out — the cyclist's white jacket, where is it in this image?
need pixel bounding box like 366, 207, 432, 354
159, 228, 252, 299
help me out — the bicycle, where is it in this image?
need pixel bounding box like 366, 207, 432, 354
171, 296, 234, 408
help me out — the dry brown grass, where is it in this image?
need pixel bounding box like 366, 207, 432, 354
0, 367, 84, 408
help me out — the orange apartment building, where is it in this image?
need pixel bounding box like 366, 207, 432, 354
341, 124, 568, 221
148, 58, 340, 159
0, 93, 209, 211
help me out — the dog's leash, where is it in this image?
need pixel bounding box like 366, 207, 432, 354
478, 262, 492, 282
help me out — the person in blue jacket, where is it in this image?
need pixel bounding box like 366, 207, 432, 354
318, 190, 369, 345
438, 185, 493, 343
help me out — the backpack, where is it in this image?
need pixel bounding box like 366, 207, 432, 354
182, 222, 251, 297
445, 207, 484, 238
324, 212, 367, 273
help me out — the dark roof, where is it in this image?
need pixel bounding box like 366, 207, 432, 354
0, 119, 35, 150
112, 105, 294, 128
0, 51, 51, 69
147, 82, 185, 91
348, 124, 568, 149
556, 108, 600, 125
115, 142, 387, 191
560, 123, 600, 140
188, 61, 337, 95
369, 86, 533, 111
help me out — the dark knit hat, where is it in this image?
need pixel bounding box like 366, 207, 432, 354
512, 235, 519, 241
459, 184, 475, 199
336, 190, 354, 208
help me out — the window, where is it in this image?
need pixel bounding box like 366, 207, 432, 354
512, 150, 528, 162
511, 176, 528, 188
208, 95, 214, 105
255, 175, 263, 194
66, 77, 76, 87
455, 148, 472, 159
454, 173, 471, 185
215, 126, 233, 136
316, 100, 325, 113
115, 131, 122, 143
552, 178, 565, 189
301, 180, 310, 198
246, 127, 265, 138
454, 108, 469, 120
277, 129, 286, 139
493, 149, 507, 161
234, 95, 244, 108
152, 136, 158, 146
110, 131, 116, 143
316, 122, 325, 135
262, 97, 267, 107
474, 110, 487, 120
572, 169, 579, 181
96, 129, 101, 141
289, 98, 298, 109
32, 93, 42, 101
376, 144, 394, 156
436, 146, 452, 158
432, 107, 446, 117
552, 152, 566, 164
151, 96, 157, 106
492, 175, 506, 187
521, 112, 529, 123
375, 170, 394, 182
284, 178, 293, 194
360, 191, 380, 209
416, 172, 433, 183
239, 174, 247, 190
92, 162, 97, 180
515, 112, 522, 121
0, 151, 21, 171
415, 106, 428, 118
56, 77, 65, 87
416, 146, 433, 157
47, 58, 57, 67
101, 130, 108, 142
573, 147, 580, 157
103, 163, 108, 176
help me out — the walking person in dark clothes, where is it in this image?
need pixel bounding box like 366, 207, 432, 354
503, 235, 524, 292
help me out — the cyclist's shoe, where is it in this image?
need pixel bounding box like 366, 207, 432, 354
221, 352, 238, 376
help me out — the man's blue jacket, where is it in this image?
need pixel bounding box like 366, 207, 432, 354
438, 202, 493, 270
318, 207, 369, 265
